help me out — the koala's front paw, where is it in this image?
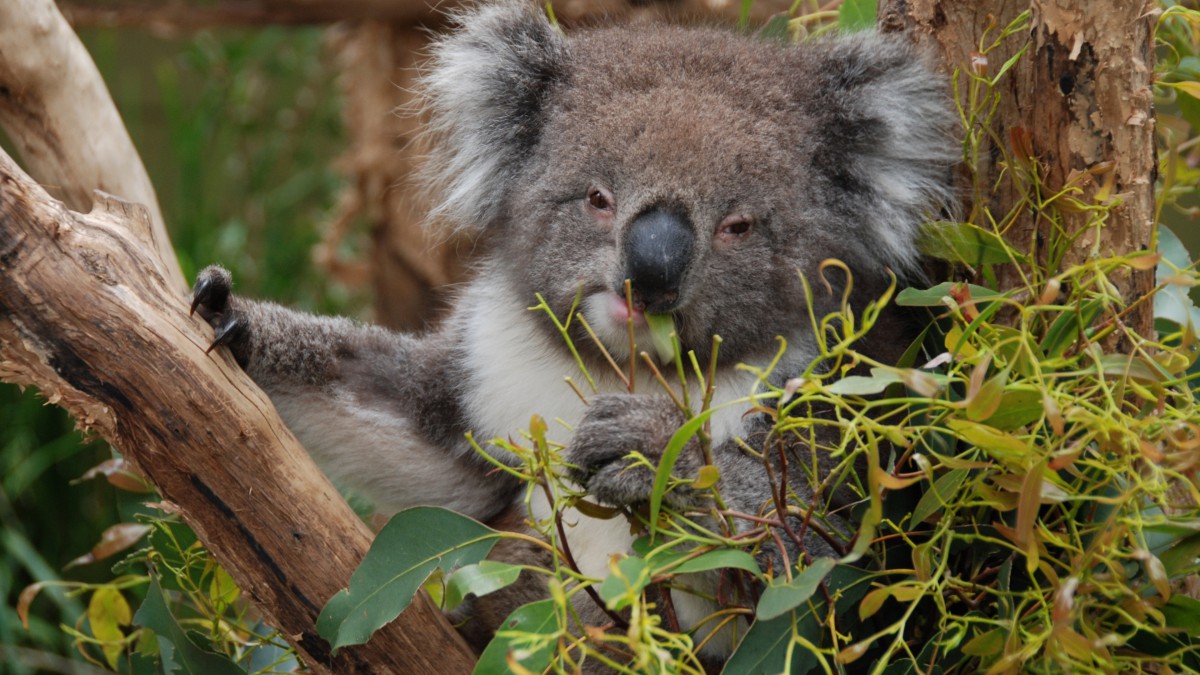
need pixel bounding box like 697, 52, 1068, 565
190, 265, 251, 366
566, 393, 704, 510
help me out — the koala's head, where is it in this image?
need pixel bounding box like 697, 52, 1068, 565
422, 3, 956, 365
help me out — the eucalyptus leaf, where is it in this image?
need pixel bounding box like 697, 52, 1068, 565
444, 560, 523, 613
132, 579, 244, 675
650, 406, 721, 536
472, 600, 558, 675
896, 282, 1002, 307
1156, 226, 1200, 327
597, 555, 650, 611
827, 370, 902, 395
756, 557, 836, 620
723, 565, 871, 674
645, 312, 677, 365
317, 507, 500, 651
1040, 298, 1104, 360
632, 539, 762, 577
912, 468, 970, 525
919, 221, 1021, 266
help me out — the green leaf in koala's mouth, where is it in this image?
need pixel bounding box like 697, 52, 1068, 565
644, 313, 677, 365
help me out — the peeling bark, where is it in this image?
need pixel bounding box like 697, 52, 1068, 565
881, 0, 1158, 344
0, 149, 477, 674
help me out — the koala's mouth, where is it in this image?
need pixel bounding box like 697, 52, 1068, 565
581, 291, 655, 360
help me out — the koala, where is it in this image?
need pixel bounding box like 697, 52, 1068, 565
190, 1, 955, 667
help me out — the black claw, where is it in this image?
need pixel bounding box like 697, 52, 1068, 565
190, 278, 211, 317
191, 266, 232, 318
206, 314, 246, 354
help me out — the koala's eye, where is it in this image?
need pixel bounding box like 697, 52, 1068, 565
586, 187, 615, 213
716, 214, 753, 244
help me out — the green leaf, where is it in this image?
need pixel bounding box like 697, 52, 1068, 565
723, 565, 871, 674
472, 600, 558, 675
443, 561, 523, 613
945, 419, 1029, 467
649, 406, 722, 536
919, 221, 1021, 266
645, 312, 677, 365
826, 369, 902, 395
912, 469, 970, 525
1040, 298, 1104, 360
755, 557, 836, 621
1160, 532, 1200, 577
132, 579, 243, 675
895, 282, 1002, 307
985, 388, 1043, 431
89, 587, 132, 669
966, 366, 1009, 422
633, 539, 762, 577
597, 555, 650, 611
317, 507, 499, 651
962, 628, 1005, 656
837, 0, 876, 32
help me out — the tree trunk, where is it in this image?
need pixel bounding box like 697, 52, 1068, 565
0, 149, 477, 672
880, 0, 1158, 345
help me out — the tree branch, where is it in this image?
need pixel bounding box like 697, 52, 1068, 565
0, 0, 183, 287
0, 148, 477, 673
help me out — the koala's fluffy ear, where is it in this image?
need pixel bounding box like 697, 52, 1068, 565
422, 2, 568, 231
804, 35, 959, 276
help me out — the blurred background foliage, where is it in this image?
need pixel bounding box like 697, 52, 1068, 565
1, 25, 366, 673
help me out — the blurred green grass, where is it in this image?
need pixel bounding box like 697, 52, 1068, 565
2, 25, 362, 672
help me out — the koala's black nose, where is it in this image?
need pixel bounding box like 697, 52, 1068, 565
624, 208, 694, 313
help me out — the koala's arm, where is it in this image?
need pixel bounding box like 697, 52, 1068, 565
568, 393, 853, 561
190, 266, 518, 521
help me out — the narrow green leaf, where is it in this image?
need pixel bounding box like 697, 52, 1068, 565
826, 370, 902, 395
755, 557, 836, 620
649, 406, 722, 537
443, 561, 523, 613
1040, 298, 1104, 359
633, 539, 762, 577
966, 367, 1009, 422
895, 282, 1002, 307
645, 312, 677, 365
912, 469, 970, 525
597, 555, 650, 611
317, 507, 499, 651
920, 221, 1021, 266
132, 580, 243, 675
472, 600, 558, 675
945, 419, 1029, 467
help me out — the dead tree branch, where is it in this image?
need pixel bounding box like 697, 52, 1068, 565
0, 148, 477, 673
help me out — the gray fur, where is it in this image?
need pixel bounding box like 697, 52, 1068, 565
191, 2, 955, 665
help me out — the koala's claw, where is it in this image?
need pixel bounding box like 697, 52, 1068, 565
205, 312, 248, 354
190, 265, 233, 319
190, 265, 251, 365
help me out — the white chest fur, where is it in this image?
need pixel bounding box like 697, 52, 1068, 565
456, 279, 761, 655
